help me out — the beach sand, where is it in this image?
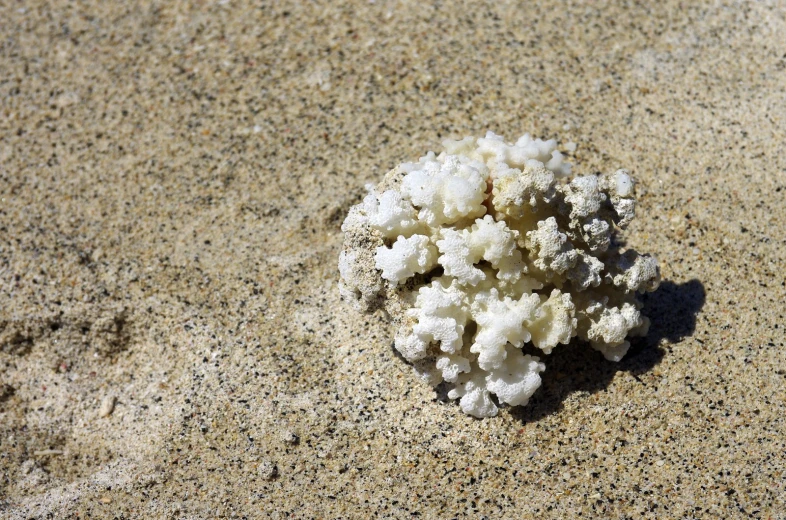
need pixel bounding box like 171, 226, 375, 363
1, 1, 785, 517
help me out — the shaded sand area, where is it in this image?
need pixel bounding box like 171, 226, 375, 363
1, 1, 785, 517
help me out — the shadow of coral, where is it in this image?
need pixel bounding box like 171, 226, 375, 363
510, 279, 706, 424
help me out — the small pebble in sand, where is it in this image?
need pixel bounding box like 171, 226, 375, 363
0, 383, 15, 401
33, 449, 64, 456
99, 395, 116, 417
281, 430, 300, 445
259, 460, 279, 480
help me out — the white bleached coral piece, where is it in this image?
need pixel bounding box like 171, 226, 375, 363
436, 353, 472, 383
467, 215, 520, 266
436, 228, 486, 286
475, 131, 572, 177
600, 169, 637, 228
393, 331, 430, 363
470, 289, 540, 370
527, 217, 578, 274
442, 136, 477, 156
606, 250, 661, 293
578, 299, 646, 362
437, 216, 525, 286
495, 251, 526, 284
338, 132, 661, 417
562, 175, 606, 220
586, 303, 643, 346
567, 252, 604, 291
491, 163, 556, 217
580, 217, 611, 252
400, 154, 488, 227
363, 188, 419, 238
527, 289, 577, 354
398, 278, 469, 359
448, 371, 499, 418
486, 346, 546, 407
375, 235, 437, 284
593, 341, 631, 363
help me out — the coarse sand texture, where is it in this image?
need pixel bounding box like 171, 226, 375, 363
1, 1, 785, 518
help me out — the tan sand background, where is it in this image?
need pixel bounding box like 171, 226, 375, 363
1, 0, 785, 518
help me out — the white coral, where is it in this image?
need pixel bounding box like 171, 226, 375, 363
363, 188, 419, 238
339, 132, 661, 417
436, 353, 472, 383
527, 217, 578, 274
567, 252, 604, 291
470, 289, 539, 370
448, 371, 499, 418
527, 289, 577, 354
397, 279, 469, 359
585, 302, 643, 346
562, 175, 606, 220
580, 217, 611, 252
491, 163, 556, 217
476, 131, 572, 177
436, 228, 486, 286
486, 346, 546, 407
467, 215, 519, 266
400, 154, 487, 227
436, 216, 524, 286
601, 169, 637, 228
375, 235, 437, 284
606, 250, 661, 293
578, 300, 646, 362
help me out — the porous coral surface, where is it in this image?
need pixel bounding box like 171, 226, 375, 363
340, 133, 661, 417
